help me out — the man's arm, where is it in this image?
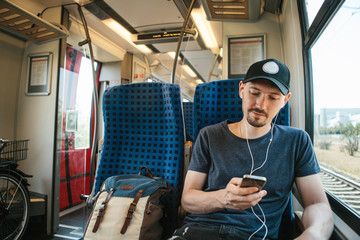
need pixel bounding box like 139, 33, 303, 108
295, 174, 333, 240
181, 170, 267, 214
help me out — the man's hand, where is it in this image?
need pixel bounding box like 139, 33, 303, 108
221, 177, 267, 210
182, 171, 267, 214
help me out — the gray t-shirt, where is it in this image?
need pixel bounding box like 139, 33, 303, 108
184, 120, 320, 239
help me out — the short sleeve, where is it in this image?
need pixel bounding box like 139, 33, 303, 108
295, 131, 321, 177
188, 128, 211, 174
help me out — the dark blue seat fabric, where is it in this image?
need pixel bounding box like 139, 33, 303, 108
95, 82, 185, 232
183, 102, 194, 141
193, 79, 290, 140
192, 79, 293, 239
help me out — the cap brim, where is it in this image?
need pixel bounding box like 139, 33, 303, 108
243, 76, 289, 95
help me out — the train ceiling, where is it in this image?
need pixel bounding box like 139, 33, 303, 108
78, 0, 282, 82
2, 0, 282, 92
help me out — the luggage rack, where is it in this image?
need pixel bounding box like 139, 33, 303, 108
0, 1, 68, 44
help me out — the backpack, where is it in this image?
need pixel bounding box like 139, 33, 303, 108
83, 166, 170, 240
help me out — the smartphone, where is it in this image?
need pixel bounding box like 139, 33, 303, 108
240, 174, 267, 191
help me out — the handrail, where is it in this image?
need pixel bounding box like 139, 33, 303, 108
76, 4, 98, 194
171, 0, 196, 84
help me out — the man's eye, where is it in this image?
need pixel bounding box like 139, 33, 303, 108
250, 91, 260, 96
270, 96, 280, 101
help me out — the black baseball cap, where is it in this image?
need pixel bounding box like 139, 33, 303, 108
243, 59, 290, 95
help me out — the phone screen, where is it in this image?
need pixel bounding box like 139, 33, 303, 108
240, 174, 267, 191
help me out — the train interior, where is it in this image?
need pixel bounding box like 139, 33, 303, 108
0, 0, 360, 239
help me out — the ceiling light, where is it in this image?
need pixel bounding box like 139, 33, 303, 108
183, 65, 197, 78
191, 5, 219, 54
167, 51, 181, 61
196, 79, 203, 84
102, 18, 152, 55
136, 45, 152, 55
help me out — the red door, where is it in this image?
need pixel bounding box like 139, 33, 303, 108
59, 46, 99, 210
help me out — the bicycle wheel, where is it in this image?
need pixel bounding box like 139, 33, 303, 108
0, 173, 30, 240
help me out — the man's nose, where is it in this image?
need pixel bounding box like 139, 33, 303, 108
255, 95, 266, 109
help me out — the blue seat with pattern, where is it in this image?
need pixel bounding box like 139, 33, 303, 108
192, 79, 292, 239
183, 102, 194, 141
95, 82, 185, 233
193, 79, 289, 140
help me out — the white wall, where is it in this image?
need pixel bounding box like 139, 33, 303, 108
279, 0, 306, 129
98, 61, 122, 141
99, 61, 122, 86
16, 39, 60, 234
0, 32, 25, 139
222, 12, 284, 79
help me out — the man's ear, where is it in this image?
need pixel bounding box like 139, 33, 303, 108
282, 92, 291, 107
239, 81, 245, 99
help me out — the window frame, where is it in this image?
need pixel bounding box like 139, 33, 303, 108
297, 0, 360, 235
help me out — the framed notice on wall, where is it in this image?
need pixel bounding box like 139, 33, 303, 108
133, 62, 146, 83
26, 52, 53, 95
228, 35, 265, 79
132, 57, 147, 83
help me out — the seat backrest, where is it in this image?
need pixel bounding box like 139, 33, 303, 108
192, 79, 292, 239
193, 79, 290, 140
183, 102, 194, 141
95, 82, 185, 231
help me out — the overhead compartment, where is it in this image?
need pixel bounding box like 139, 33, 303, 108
201, 0, 283, 22
0, 1, 68, 43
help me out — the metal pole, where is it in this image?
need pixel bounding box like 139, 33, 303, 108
77, 4, 98, 195
207, 53, 219, 82
171, 0, 196, 83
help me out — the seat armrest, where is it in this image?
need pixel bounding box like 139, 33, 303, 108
80, 188, 96, 209
184, 141, 193, 181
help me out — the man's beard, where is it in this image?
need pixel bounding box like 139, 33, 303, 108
247, 108, 269, 127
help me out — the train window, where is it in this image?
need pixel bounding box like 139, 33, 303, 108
74, 57, 98, 149
304, 0, 325, 28
309, 0, 360, 215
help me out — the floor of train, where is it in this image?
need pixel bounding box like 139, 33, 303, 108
23, 204, 87, 240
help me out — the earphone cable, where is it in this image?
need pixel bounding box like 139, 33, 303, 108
248, 204, 268, 240
243, 113, 278, 175
242, 112, 280, 239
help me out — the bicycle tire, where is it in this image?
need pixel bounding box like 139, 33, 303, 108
0, 173, 30, 240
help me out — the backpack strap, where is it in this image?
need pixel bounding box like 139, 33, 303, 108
92, 187, 115, 233
138, 166, 154, 178
121, 189, 144, 234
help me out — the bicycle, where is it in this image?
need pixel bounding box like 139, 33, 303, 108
0, 139, 31, 240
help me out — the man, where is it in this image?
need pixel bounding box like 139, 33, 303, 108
172, 59, 333, 240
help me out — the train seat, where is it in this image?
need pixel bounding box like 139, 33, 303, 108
193, 79, 289, 140
93, 82, 185, 235
192, 79, 293, 239
183, 101, 194, 141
